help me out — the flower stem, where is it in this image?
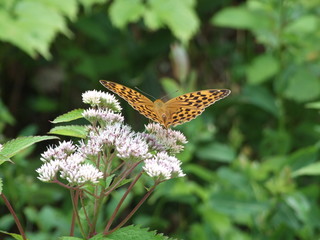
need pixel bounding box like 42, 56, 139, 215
104, 171, 143, 233
70, 189, 86, 237
1, 194, 27, 240
105, 181, 158, 235
104, 161, 142, 197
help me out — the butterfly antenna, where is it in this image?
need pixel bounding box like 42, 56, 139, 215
160, 89, 180, 100
135, 87, 157, 100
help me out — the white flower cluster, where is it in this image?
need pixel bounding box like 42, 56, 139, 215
82, 90, 122, 112
144, 123, 187, 154
37, 141, 103, 184
93, 123, 151, 161
82, 108, 124, 124
143, 152, 185, 180
141, 123, 187, 180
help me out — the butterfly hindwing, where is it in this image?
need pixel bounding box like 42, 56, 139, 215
100, 80, 161, 123
167, 107, 205, 127
165, 89, 231, 127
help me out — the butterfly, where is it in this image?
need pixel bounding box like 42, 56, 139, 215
100, 80, 231, 128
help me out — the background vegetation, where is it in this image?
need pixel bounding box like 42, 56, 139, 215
1, 0, 320, 239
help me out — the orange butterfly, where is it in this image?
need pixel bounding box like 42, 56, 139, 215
100, 80, 230, 128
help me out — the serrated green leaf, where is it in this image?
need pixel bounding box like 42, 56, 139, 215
0, 231, 29, 240
92, 225, 169, 240
51, 109, 84, 123
0, 153, 12, 165
0, 136, 58, 159
148, 0, 199, 43
40, 0, 78, 21
49, 125, 88, 138
109, 0, 145, 28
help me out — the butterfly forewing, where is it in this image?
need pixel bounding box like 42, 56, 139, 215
100, 80, 161, 123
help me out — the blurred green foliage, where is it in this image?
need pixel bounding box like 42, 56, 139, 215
0, 0, 320, 239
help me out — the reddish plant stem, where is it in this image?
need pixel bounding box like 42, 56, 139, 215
104, 171, 143, 233
104, 161, 142, 197
104, 182, 158, 235
1, 193, 27, 240
80, 191, 93, 228
69, 190, 76, 236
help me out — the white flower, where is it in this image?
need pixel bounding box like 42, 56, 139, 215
116, 133, 151, 160
59, 153, 103, 184
78, 163, 103, 184
41, 141, 76, 162
82, 90, 122, 112
82, 108, 124, 124
98, 123, 131, 146
143, 152, 185, 180
36, 160, 60, 182
144, 123, 187, 154
98, 123, 151, 161
0, 144, 3, 152
78, 138, 102, 157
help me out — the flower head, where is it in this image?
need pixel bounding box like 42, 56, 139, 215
98, 123, 151, 161
37, 143, 103, 185
60, 153, 103, 184
36, 160, 60, 182
82, 108, 124, 125
143, 152, 185, 180
41, 141, 76, 162
144, 123, 187, 154
82, 90, 122, 112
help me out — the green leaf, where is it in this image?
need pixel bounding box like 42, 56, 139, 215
184, 164, 214, 182
284, 68, 320, 102
241, 85, 279, 117
104, 174, 115, 188
91, 225, 169, 240
212, 6, 256, 29
109, 0, 145, 28
78, 0, 108, 11
210, 193, 270, 217
49, 125, 88, 138
41, 0, 78, 21
305, 101, 320, 109
0, 136, 58, 160
0, 231, 29, 240
147, 0, 199, 43
160, 77, 182, 98
0, 153, 12, 165
292, 162, 320, 177
246, 54, 280, 84
51, 109, 85, 123
196, 143, 236, 163
285, 15, 318, 34
59, 237, 83, 240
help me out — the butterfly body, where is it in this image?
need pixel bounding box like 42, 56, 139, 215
100, 80, 230, 128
